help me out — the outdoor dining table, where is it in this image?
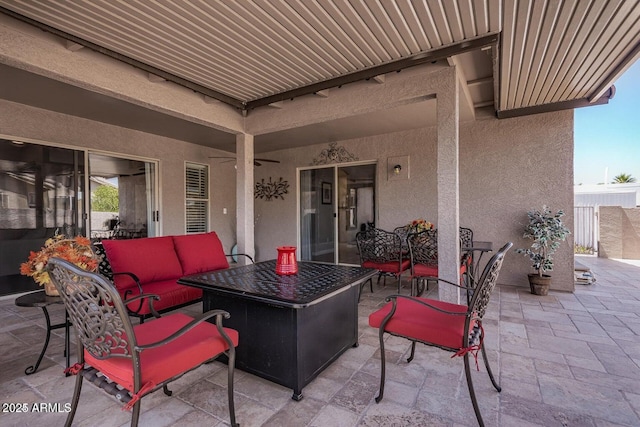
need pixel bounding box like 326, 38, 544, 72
178, 259, 376, 401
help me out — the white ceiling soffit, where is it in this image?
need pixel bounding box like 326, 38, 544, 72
0, 0, 638, 118
0, 0, 500, 110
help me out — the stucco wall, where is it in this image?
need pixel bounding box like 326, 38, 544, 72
0, 99, 238, 251
459, 112, 574, 291
254, 110, 575, 291
599, 206, 640, 259
1, 97, 575, 291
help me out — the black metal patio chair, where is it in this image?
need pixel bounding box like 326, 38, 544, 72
356, 227, 410, 297
369, 242, 512, 427
407, 228, 469, 297
46, 257, 239, 427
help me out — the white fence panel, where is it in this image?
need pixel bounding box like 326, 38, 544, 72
574, 206, 597, 252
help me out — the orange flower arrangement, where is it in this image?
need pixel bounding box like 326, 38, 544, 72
20, 234, 98, 286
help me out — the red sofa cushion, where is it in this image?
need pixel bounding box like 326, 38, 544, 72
369, 297, 470, 350
173, 232, 229, 275
102, 237, 183, 290
118, 279, 203, 315
84, 313, 238, 393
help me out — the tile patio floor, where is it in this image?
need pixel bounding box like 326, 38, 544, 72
2, 255, 640, 426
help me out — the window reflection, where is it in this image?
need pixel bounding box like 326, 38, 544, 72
0, 139, 84, 295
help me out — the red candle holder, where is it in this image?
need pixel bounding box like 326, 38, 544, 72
276, 246, 298, 275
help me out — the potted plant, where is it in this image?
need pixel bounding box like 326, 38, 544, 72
515, 206, 571, 295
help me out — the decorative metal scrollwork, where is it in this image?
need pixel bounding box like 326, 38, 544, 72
255, 177, 289, 201
473, 250, 506, 318
48, 259, 132, 359
312, 142, 358, 165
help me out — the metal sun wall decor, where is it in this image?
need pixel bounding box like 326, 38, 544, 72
312, 142, 358, 165
255, 177, 289, 201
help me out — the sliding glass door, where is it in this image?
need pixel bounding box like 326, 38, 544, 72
299, 163, 376, 264
0, 139, 85, 295
299, 168, 335, 262
88, 153, 158, 240
336, 164, 376, 264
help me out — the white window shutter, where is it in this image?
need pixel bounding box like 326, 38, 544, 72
185, 163, 208, 233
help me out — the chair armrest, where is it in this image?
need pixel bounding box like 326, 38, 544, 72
123, 293, 161, 319
111, 271, 143, 293
112, 271, 149, 315
414, 275, 470, 291
385, 294, 468, 317
136, 310, 233, 351
226, 253, 255, 264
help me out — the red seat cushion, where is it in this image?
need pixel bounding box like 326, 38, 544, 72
173, 232, 229, 275
84, 313, 238, 392
102, 237, 183, 289
119, 279, 203, 315
369, 297, 470, 350
412, 263, 438, 277
412, 263, 466, 278
363, 259, 410, 274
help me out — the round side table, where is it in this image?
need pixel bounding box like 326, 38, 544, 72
15, 290, 70, 375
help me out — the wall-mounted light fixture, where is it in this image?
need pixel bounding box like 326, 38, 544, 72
388, 156, 409, 180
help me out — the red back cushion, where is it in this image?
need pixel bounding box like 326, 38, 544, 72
173, 232, 229, 275
102, 237, 183, 289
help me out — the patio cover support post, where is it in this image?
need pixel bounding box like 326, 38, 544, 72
437, 66, 460, 304
236, 133, 255, 264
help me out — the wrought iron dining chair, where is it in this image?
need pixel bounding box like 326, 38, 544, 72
369, 242, 512, 427
46, 257, 239, 427
407, 228, 469, 297
392, 224, 411, 253
460, 226, 475, 298
460, 227, 474, 249
356, 227, 410, 297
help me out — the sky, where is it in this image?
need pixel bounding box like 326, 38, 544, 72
574, 59, 640, 185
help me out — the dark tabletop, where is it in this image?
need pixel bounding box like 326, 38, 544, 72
179, 260, 376, 307
15, 290, 63, 308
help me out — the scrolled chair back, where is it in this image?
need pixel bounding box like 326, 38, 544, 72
407, 228, 438, 266
92, 242, 114, 280
47, 257, 136, 361
468, 242, 513, 319
356, 227, 403, 264
459, 227, 473, 249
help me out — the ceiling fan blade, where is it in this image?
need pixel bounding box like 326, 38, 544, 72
254, 161, 262, 166
255, 158, 280, 163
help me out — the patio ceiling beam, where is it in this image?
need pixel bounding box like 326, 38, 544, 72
244, 34, 499, 113
0, 7, 246, 111
447, 56, 475, 121
496, 88, 614, 119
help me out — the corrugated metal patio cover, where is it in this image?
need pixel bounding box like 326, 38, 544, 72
1, 0, 638, 114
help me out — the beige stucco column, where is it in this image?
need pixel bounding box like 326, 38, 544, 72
236, 133, 255, 264
437, 67, 461, 304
